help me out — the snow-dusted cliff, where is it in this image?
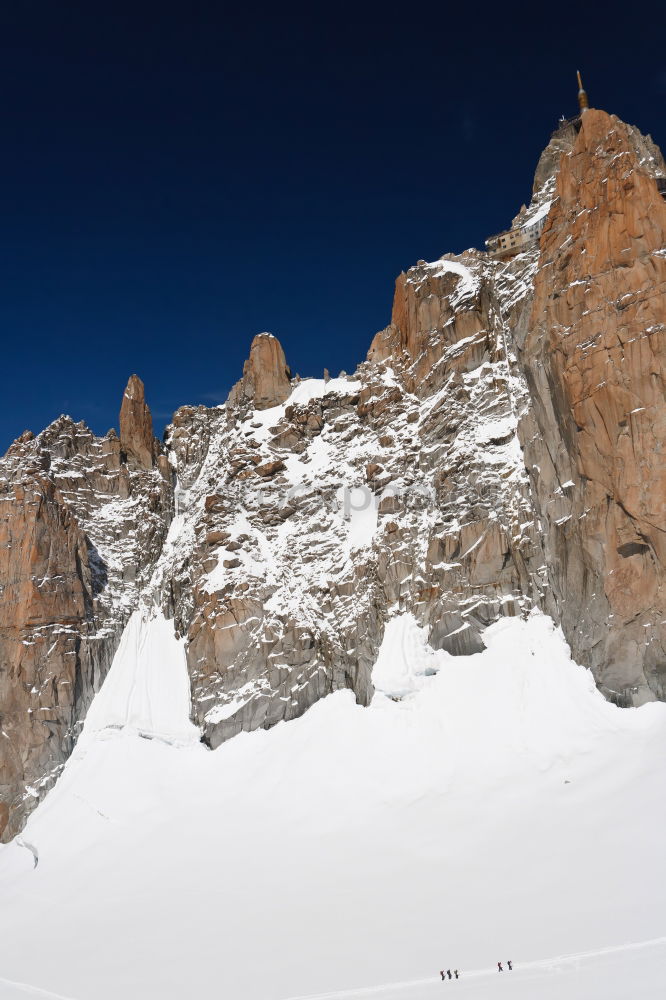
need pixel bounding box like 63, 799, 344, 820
1, 107, 665, 844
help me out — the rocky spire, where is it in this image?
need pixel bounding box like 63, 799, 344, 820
119, 374, 155, 468
227, 333, 292, 411
521, 107, 666, 702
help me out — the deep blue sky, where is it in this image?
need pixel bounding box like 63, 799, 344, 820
1, 1, 664, 451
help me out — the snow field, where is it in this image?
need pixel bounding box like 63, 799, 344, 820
0, 611, 664, 1000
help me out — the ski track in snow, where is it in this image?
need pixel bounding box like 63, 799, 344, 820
1, 937, 665, 1000
0, 977, 77, 1000
282, 936, 666, 999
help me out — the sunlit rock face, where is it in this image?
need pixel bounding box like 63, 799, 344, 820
1, 106, 665, 839
120, 374, 156, 469
518, 109, 666, 705
0, 399, 171, 841
227, 332, 293, 412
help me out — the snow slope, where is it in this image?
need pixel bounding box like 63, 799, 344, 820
0, 612, 665, 1000
83, 609, 199, 746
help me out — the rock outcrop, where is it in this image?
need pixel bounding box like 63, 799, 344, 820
227, 333, 292, 411
0, 391, 172, 840
120, 374, 156, 469
0, 480, 93, 842
518, 108, 666, 704
1, 104, 665, 840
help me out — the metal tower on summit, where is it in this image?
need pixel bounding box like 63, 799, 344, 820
485, 74, 596, 258
577, 71, 589, 113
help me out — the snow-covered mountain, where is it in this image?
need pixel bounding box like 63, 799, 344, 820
2, 106, 665, 844
0, 102, 666, 996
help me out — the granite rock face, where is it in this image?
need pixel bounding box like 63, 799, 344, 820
0, 391, 172, 840
227, 333, 292, 411
1, 106, 665, 839
120, 374, 156, 469
0, 479, 92, 841
518, 109, 666, 704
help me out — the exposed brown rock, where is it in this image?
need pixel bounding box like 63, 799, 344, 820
119, 374, 155, 468
0, 409, 173, 841
0, 481, 93, 841
227, 333, 292, 411
254, 459, 285, 478
519, 108, 666, 703
368, 252, 493, 397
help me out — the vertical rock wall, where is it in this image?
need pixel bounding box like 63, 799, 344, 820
519, 109, 666, 703
0, 384, 172, 841
0, 482, 92, 841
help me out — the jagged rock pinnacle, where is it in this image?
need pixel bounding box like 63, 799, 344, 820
522, 107, 666, 701
227, 333, 292, 411
119, 374, 155, 469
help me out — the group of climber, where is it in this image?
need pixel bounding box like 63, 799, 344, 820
439, 960, 513, 981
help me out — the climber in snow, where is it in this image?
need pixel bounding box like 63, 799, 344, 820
507, 960, 513, 971
447, 969, 452, 979
454, 970, 460, 979
497, 961, 503, 972
440, 970, 446, 981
